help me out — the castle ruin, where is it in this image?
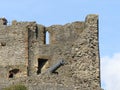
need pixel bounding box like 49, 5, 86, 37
0, 14, 103, 90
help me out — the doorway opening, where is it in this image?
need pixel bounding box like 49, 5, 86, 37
37, 58, 48, 74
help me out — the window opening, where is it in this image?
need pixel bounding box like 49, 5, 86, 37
45, 31, 50, 44
9, 69, 19, 78
37, 58, 48, 74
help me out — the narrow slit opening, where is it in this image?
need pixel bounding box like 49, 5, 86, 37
45, 31, 50, 44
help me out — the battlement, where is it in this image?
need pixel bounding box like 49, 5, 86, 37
0, 14, 103, 90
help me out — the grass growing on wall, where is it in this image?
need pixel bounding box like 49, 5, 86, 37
3, 84, 27, 90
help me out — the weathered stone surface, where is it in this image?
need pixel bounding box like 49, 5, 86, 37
0, 14, 103, 90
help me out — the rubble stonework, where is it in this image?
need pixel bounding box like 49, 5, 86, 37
0, 14, 103, 90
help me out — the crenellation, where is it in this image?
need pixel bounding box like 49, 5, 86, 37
0, 14, 103, 90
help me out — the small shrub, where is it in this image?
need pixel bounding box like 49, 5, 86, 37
3, 84, 27, 90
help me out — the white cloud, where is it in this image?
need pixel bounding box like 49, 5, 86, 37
101, 53, 120, 90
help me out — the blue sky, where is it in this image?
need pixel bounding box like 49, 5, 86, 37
0, 0, 120, 90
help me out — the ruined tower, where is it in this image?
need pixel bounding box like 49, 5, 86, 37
0, 14, 103, 90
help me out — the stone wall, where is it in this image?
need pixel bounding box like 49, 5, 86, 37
0, 22, 30, 78
0, 14, 103, 90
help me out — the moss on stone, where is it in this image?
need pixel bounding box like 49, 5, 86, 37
3, 84, 27, 90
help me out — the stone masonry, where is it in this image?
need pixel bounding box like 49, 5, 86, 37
0, 14, 103, 90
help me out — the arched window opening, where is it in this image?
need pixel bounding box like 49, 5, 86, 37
45, 31, 50, 44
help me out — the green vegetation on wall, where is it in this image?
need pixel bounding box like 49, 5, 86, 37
3, 84, 27, 90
